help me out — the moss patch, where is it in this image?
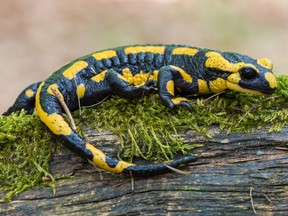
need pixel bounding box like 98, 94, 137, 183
1, 75, 288, 201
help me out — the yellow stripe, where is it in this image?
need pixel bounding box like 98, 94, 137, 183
172, 47, 199, 56
91, 70, 108, 82
209, 78, 227, 93
124, 46, 165, 55
205, 52, 259, 73
47, 83, 64, 100
92, 50, 117, 60
120, 68, 134, 84
35, 82, 72, 136
62, 61, 88, 80
152, 70, 159, 81
86, 143, 134, 173
198, 79, 210, 94
171, 97, 188, 105
265, 72, 277, 89
120, 68, 158, 85
171, 66, 192, 83
166, 80, 174, 96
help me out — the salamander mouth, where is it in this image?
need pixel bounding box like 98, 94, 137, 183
257, 88, 276, 95
239, 82, 276, 95
226, 81, 275, 96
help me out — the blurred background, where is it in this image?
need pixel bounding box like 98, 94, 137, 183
1, 0, 287, 113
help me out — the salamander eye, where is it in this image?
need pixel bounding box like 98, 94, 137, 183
240, 67, 258, 80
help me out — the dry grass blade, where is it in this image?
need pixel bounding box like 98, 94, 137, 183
164, 164, 192, 175
72, 73, 82, 117
129, 171, 135, 191
82, 94, 111, 108
88, 160, 104, 180
203, 91, 227, 102
236, 95, 281, 128
250, 187, 258, 215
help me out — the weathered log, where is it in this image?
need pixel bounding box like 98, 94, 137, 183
0, 126, 287, 215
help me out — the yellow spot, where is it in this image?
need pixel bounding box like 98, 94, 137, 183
265, 72, 277, 89
133, 72, 150, 86
209, 78, 227, 93
227, 73, 241, 84
152, 70, 159, 81
257, 58, 273, 70
92, 50, 117, 60
62, 61, 88, 80
198, 79, 210, 94
35, 82, 72, 136
91, 70, 108, 82
86, 143, 134, 173
166, 80, 174, 96
171, 97, 188, 105
25, 89, 34, 98
47, 83, 64, 101
172, 47, 199, 56
119, 68, 158, 86
120, 68, 134, 84
171, 66, 192, 83
77, 84, 86, 99
205, 52, 258, 73
125, 46, 165, 55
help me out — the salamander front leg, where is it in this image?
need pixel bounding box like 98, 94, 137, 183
158, 66, 193, 111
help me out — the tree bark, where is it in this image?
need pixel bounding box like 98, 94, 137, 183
1, 126, 287, 215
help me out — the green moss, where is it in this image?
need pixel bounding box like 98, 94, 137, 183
0, 111, 57, 201
1, 75, 288, 201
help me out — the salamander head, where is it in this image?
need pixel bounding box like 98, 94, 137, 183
204, 51, 277, 95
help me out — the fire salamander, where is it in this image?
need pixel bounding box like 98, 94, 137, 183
3, 45, 277, 176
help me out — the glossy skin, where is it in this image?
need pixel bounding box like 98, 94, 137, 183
3, 45, 277, 176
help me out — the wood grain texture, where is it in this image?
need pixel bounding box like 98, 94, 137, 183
1, 126, 287, 215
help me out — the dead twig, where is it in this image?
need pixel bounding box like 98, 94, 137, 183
275, 147, 288, 151
51, 87, 76, 131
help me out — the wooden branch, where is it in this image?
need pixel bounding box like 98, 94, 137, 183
1, 126, 287, 215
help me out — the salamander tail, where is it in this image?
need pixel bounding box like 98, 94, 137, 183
3, 82, 41, 116
86, 142, 198, 176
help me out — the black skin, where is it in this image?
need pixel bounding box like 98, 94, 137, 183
3, 45, 276, 176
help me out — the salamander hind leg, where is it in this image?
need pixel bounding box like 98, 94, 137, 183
3, 82, 42, 115
106, 69, 156, 98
